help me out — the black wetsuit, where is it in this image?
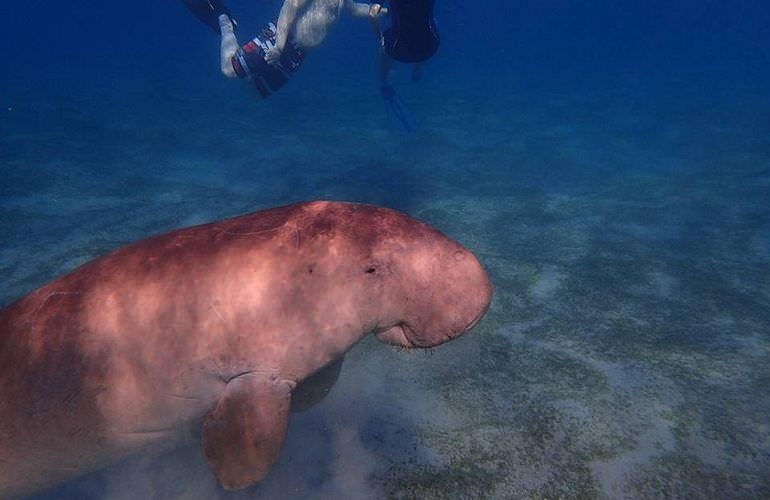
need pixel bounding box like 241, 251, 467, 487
383, 0, 439, 63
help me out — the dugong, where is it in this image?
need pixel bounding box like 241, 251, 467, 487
0, 201, 492, 497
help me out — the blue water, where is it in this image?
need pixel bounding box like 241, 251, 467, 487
2, 1, 770, 498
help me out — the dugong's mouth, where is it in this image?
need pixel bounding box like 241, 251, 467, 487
375, 324, 414, 348
464, 300, 490, 333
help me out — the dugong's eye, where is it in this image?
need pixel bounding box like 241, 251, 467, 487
364, 266, 377, 274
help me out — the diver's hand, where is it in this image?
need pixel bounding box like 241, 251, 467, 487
265, 46, 283, 65
369, 4, 387, 18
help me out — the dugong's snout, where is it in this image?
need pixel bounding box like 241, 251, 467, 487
463, 293, 492, 333
377, 242, 493, 349
427, 246, 492, 345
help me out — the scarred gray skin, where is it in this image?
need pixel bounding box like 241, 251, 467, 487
0, 201, 492, 497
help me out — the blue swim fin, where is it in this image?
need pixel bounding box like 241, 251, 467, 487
380, 83, 417, 134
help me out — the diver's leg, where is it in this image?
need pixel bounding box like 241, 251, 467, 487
411, 62, 424, 82
379, 45, 393, 84
219, 14, 239, 78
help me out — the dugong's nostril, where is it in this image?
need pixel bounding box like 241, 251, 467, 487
453, 251, 465, 262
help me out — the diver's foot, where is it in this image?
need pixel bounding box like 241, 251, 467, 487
206, 0, 236, 26
219, 14, 238, 78
411, 64, 423, 83
182, 0, 237, 34
212, 0, 238, 30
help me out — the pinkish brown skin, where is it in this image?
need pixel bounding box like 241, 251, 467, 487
0, 201, 492, 497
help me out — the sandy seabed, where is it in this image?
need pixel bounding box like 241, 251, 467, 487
2, 76, 769, 499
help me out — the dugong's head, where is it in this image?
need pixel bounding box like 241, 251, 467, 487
354, 206, 493, 349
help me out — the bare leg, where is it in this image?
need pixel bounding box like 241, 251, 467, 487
219, 14, 239, 78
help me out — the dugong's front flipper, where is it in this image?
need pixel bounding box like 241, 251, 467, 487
291, 356, 344, 413
201, 373, 294, 490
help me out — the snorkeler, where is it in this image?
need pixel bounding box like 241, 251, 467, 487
368, 0, 439, 132
180, 0, 381, 99
369, 0, 439, 85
